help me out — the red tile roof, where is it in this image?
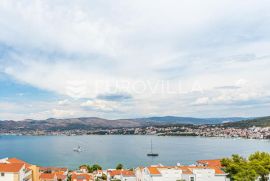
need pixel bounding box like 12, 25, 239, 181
196, 159, 225, 175
71, 173, 92, 181
0, 163, 24, 173
146, 166, 180, 176
178, 166, 193, 174
121, 170, 135, 177
55, 172, 67, 180
79, 165, 88, 169
108, 170, 122, 177
39, 166, 68, 173
179, 165, 225, 175
40, 173, 56, 180
7, 158, 32, 168
108, 169, 135, 177
197, 159, 222, 168
209, 166, 225, 175
147, 167, 161, 175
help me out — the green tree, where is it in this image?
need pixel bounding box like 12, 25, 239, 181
233, 168, 257, 181
249, 152, 270, 181
67, 175, 71, 181
222, 154, 256, 180
222, 152, 270, 181
116, 163, 123, 170
101, 173, 107, 180
92, 164, 102, 171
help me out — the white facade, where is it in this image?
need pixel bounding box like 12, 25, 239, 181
140, 167, 182, 181
181, 174, 195, 181
109, 174, 121, 180
0, 165, 31, 181
255, 175, 270, 181
0, 172, 14, 181
136, 166, 229, 181
135, 168, 144, 181
192, 168, 227, 181
120, 175, 136, 181
107, 170, 136, 181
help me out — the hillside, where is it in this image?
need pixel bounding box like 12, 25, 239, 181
223, 116, 270, 128
0, 116, 248, 132
0, 117, 143, 131
136, 116, 247, 125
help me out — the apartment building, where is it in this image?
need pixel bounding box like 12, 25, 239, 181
136, 166, 182, 181
135, 164, 229, 181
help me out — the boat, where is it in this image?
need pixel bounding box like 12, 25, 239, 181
147, 139, 159, 157
73, 145, 82, 152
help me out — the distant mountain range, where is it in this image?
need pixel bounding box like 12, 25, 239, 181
0, 116, 250, 132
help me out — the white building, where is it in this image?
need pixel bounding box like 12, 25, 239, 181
120, 170, 136, 181
180, 166, 229, 181
107, 169, 136, 181
135, 165, 229, 181
136, 166, 182, 181
71, 173, 93, 181
0, 158, 32, 181
93, 170, 105, 179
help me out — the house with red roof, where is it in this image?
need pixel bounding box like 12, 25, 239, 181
39, 173, 57, 181
196, 159, 222, 168
0, 158, 32, 181
135, 164, 229, 181
39, 167, 68, 174
80, 166, 88, 173
39, 172, 67, 181
136, 165, 182, 181
7, 157, 40, 181
39, 166, 68, 181
71, 173, 93, 181
107, 169, 136, 181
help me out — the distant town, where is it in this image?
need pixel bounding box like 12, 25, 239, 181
1, 116, 270, 139
1, 125, 269, 140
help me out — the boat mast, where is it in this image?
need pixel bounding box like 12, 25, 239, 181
151, 139, 153, 153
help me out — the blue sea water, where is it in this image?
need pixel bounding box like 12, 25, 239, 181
0, 135, 270, 169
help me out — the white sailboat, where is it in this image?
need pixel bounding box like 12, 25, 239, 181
147, 139, 159, 157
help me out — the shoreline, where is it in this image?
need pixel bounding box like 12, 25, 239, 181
1, 134, 270, 141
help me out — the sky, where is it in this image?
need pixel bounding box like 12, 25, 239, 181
1, 0, 270, 120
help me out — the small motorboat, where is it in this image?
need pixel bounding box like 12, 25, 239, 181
73, 145, 82, 152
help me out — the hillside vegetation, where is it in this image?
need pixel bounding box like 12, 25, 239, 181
224, 116, 270, 128
0, 116, 247, 132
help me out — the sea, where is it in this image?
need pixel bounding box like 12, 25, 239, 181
0, 135, 270, 169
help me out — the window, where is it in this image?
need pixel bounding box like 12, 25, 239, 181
190, 176, 194, 181
1, 173, 4, 177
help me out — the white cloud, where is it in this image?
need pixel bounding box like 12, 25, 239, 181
81, 100, 118, 112
0, 102, 20, 111
58, 99, 70, 105
1, 0, 270, 119
51, 109, 74, 117
193, 97, 210, 106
